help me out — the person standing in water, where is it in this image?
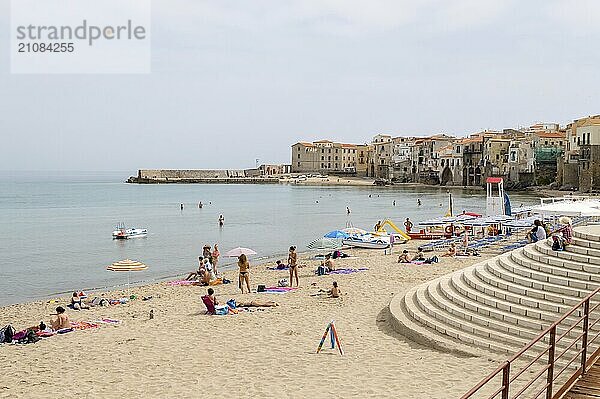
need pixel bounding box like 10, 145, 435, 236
218, 214, 225, 227
346, 206, 351, 215
288, 246, 299, 287
180, 203, 184, 210
417, 198, 421, 206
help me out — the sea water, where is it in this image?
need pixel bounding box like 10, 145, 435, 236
0, 171, 539, 306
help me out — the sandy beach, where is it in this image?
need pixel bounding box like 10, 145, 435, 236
0, 243, 507, 399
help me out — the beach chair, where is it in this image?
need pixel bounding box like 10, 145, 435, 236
201, 295, 216, 315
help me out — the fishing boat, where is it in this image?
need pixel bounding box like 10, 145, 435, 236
112, 223, 147, 239
342, 235, 390, 249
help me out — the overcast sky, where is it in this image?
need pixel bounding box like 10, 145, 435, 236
1, 0, 599, 172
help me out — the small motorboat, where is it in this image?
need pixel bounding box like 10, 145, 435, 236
112, 223, 147, 239
342, 235, 390, 249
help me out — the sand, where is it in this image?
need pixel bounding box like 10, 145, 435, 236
0, 243, 508, 399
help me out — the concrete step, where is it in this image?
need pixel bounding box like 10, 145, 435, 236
517, 246, 600, 285
447, 272, 570, 323
435, 277, 550, 335
413, 283, 531, 348
571, 236, 600, 250
563, 241, 600, 258
574, 226, 600, 242
474, 260, 580, 306
398, 285, 518, 354
536, 239, 600, 269
494, 254, 597, 297
461, 266, 573, 312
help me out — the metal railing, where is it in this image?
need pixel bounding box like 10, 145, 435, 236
461, 288, 600, 399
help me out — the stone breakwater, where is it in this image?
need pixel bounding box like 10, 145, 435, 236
126, 169, 280, 184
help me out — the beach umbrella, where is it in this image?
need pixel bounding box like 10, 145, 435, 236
224, 247, 257, 257
324, 230, 350, 239
307, 237, 342, 250
342, 227, 368, 235
106, 259, 148, 287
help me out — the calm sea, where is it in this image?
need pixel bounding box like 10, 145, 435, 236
0, 171, 539, 306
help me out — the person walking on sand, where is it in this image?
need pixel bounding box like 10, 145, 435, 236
238, 254, 251, 293
218, 214, 225, 227
211, 244, 220, 276
404, 218, 413, 233
288, 246, 299, 287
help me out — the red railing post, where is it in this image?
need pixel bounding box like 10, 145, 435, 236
502, 362, 510, 399
581, 299, 590, 375
546, 326, 556, 399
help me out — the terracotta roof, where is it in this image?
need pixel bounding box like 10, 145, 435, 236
313, 140, 333, 143
535, 132, 565, 139
296, 142, 315, 147
459, 136, 483, 144
341, 144, 357, 148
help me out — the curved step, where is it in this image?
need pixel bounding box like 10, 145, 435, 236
536, 240, 600, 269
461, 266, 571, 313
480, 258, 583, 304
574, 226, 600, 242
571, 236, 600, 250
493, 254, 596, 297
413, 283, 531, 347
516, 247, 600, 285
435, 278, 549, 334
445, 273, 568, 323
397, 285, 516, 354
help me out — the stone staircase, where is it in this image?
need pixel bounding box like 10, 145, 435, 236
389, 225, 600, 356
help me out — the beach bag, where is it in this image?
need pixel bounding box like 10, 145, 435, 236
257, 285, 266, 292
317, 266, 327, 276
1, 325, 15, 343
214, 305, 229, 315
227, 299, 236, 309
20, 329, 39, 344
278, 278, 289, 287
551, 236, 561, 251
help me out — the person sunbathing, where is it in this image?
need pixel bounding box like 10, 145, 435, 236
185, 257, 204, 280
397, 250, 410, 263
412, 247, 426, 261
70, 292, 89, 310
329, 281, 341, 298
442, 243, 457, 257
199, 267, 211, 286
324, 254, 335, 271
50, 306, 71, 330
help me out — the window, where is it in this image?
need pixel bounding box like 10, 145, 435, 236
321, 156, 324, 161
321, 149, 324, 153
297, 154, 300, 159
297, 162, 300, 167
496, 154, 500, 160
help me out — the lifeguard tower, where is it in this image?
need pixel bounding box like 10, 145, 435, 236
486, 177, 506, 216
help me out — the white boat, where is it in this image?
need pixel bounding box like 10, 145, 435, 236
342, 235, 390, 249
112, 223, 147, 239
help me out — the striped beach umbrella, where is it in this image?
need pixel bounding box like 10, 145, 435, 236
307, 237, 342, 250
107, 259, 148, 286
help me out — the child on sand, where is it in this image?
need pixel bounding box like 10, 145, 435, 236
442, 243, 457, 257
207, 288, 218, 306
398, 250, 410, 263
329, 281, 341, 298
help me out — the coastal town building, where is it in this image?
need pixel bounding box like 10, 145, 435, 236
291, 140, 370, 176
289, 114, 599, 191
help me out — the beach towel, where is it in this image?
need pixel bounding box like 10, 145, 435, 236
259, 287, 297, 294
70, 321, 99, 331
327, 268, 368, 275
168, 280, 199, 286
93, 318, 120, 324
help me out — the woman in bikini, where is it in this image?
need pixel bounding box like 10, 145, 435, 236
288, 246, 299, 287
238, 254, 251, 293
